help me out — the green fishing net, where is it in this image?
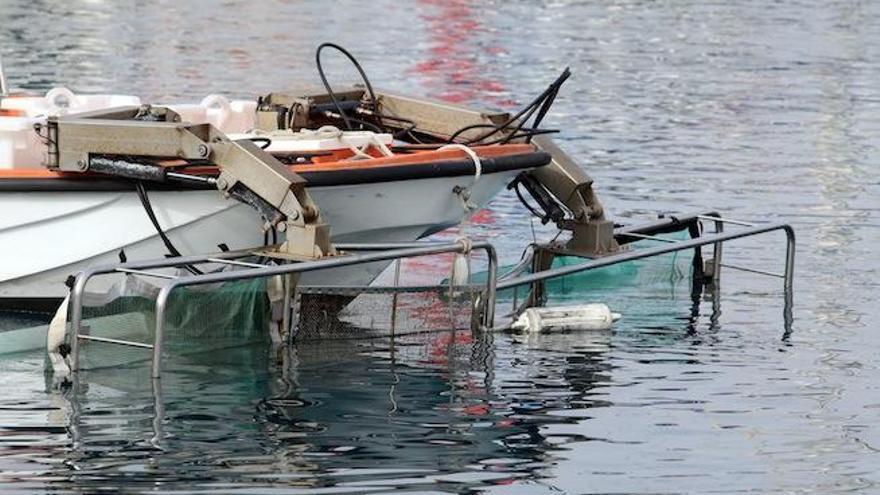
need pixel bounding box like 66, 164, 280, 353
77, 277, 270, 370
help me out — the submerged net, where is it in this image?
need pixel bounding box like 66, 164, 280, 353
293, 286, 481, 341
77, 274, 270, 370
73, 256, 487, 369
70, 235, 693, 370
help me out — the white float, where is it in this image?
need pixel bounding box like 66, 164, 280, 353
510, 304, 621, 333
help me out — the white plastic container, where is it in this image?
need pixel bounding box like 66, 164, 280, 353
1, 87, 140, 117
510, 304, 621, 333
164, 94, 256, 133
228, 127, 393, 154
0, 116, 44, 168
1, 88, 257, 168
1, 87, 141, 168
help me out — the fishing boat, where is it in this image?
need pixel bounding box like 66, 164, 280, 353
0, 47, 559, 309
0, 45, 796, 372
0, 123, 547, 307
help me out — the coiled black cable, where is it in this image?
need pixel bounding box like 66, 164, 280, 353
316, 42, 385, 132
447, 67, 571, 145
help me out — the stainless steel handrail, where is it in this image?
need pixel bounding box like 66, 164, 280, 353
66, 218, 794, 380
497, 223, 794, 292
66, 241, 498, 378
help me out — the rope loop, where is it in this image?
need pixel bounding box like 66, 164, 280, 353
439, 144, 482, 212
455, 236, 474, 255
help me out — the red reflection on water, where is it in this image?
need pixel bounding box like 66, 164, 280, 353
411, 0, 513, 107
400, 209, 500, 276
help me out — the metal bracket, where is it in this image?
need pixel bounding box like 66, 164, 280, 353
46, 107, 333, 259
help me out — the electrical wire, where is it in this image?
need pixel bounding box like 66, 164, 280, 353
447, 67, 571, 145
135, 181, 203, 275
316, 43, 384, 132
512, 180, 551, 223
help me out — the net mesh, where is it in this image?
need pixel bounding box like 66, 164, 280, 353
77, 276, 270, 370
70, 239, 689, 369
72, 255, 487, 369
292, 287, 481, 341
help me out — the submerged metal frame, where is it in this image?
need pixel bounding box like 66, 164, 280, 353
66, 212, 793, 381
499, 221, 794, 292
67, 241, 498, 379
61, 212, 793, 450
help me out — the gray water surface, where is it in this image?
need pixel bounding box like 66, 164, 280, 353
2, 1, 879, 493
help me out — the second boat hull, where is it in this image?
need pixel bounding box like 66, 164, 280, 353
0, 170, 518, 303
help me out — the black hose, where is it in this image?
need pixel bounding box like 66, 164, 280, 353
447, 67, 571, 145
316, 43, 384, 132
481, 128, 559, 145
323, 111, 384, 133
135, 181, 203, 275
512, 180, 551, 223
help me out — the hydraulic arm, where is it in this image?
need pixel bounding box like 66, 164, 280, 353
45, 105, 333, 259
256, 86, 618, 257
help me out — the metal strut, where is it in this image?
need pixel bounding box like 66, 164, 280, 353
0, 55, 8, 98
256, 87, 619, 257
46, 105, 333, 260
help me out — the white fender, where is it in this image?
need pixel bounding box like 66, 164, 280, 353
46, 294, 71, 378
511, 304, 621, 333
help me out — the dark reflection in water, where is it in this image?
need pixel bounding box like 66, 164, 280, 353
2, 0, 880, 493
36, 332, 612, 493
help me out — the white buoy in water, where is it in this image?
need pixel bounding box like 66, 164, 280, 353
510, 304, 621, 333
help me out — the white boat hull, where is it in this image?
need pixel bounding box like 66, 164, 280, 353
1, 171, 517, 302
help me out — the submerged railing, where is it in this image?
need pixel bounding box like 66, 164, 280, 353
64, 211, 794, 382
67, 241, 498, 379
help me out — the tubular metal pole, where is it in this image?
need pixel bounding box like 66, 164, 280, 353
498, 224, 794, 291
146, 243, 493, 288
390, 259, 401, 337
483, 244, 498, 327
150, 377, 165, 449
282, 274, 292, 339
614, 212, 717, 241
713, 218, 723, 283
68, 271, 94, 372
152, 284, 175, 379
0, 56, 7, 96
148, 241, 495, 380
784, 226, 795, 291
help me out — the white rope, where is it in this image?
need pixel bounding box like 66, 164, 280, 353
438, 144, 481, 182
438, 144, 482, 212
342, 139, 375, 160
450, 236, 473, 292
368, 132, 393, 157
455, 236, 473, 256
439, 145, 482, 291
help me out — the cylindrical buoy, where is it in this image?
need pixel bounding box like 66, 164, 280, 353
451, 252, 470, 287
510, 304, 621, 333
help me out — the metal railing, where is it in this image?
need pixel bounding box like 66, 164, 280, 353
67, 241, 498, 379
499, 222, 794, 292
65, 212, 794, 382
